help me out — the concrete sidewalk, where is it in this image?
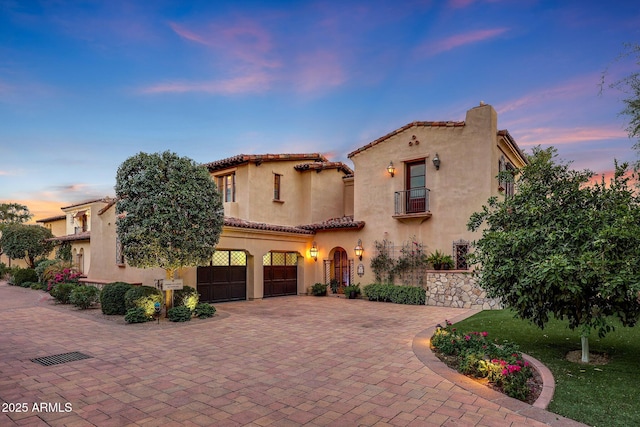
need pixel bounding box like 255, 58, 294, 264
0, 282, 584, 426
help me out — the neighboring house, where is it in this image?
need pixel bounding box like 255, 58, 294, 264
37, 103, 526, 307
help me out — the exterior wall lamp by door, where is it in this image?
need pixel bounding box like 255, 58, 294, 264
310, 241, 318, 261
354, 239, 364, 260
432, 153, 441, 170
387, 161, 396, 177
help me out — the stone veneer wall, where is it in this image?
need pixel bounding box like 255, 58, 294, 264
424, 271, 502, 310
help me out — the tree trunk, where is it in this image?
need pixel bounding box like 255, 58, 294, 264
581, 334, 590, 363
164, 268, 175, 316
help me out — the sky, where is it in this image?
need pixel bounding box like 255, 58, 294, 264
1, 0, 639, 221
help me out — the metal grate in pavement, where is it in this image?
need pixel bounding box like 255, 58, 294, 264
31, 351, 92, 366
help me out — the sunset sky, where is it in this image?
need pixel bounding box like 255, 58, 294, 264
1, 0, 639, 221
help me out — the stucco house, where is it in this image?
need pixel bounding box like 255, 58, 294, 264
39, 103, 526, 308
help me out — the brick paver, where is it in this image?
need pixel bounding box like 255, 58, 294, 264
0, 282, 584, 426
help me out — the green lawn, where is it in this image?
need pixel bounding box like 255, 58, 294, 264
452, 310, 640, 427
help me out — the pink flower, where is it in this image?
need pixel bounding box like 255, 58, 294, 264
464, 335, 471, 341
481, 331, 488, 337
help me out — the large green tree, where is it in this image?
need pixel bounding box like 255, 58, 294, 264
0, 223, 55, 268
115, 151, 224, 307
468, 147, 640, 362
0, 203, 33, 263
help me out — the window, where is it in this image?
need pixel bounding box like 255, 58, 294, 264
499, 156, 515, 197
273, 173, 282, 201
217, 173, 235, 202
116, 236, 125, 265
453, 240, 470, 270
406, 160, 427, 213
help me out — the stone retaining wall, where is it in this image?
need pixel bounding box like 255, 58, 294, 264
423, 271, 502, 310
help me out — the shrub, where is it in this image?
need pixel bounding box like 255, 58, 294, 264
50, 283, 79, 304
124, 307, 151, 323
431, 321, 533, 401
173, 286, 199, 311
0, 262, 8, 279
363, 283, 426, 305
124, 286, 163, 318
194, 302, 216, 318
100, 282, 134, 315
30, 282, 43, 290
69, 285, 100, 309
167, 305, 192, 322
35, 259, 60, 284
45, 266, 82, 291
12, 268, 38, 287
311, 283, 327, 296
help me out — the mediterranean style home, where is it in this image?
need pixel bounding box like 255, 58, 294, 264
36, 103, 526, 308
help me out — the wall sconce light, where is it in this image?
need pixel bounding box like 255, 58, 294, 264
310, 241, 318, 261
387, 161, 396, 177
432, 153, 441, 170
354, 239, 364, 260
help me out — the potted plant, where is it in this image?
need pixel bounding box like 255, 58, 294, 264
427, 250, 455, 270
330, 278, 340, 294
344, 284, 361, 299
311, 282, 327, 296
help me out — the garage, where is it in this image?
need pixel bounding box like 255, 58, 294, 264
263, 252, 298, 298
197, 250, 247, 303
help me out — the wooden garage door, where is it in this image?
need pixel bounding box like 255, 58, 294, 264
263, 252, 297, 298
197, 251, 246, 303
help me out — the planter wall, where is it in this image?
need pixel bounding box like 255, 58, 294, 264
423, 271, 501, 310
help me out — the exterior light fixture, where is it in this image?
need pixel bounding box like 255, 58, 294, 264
310, 242, 318, 261
432, 153, 440, 170
354, 239, 364, 260
387, 161, 396, 177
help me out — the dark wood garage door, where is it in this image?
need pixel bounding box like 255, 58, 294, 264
197, 251, 246, 303
263, 252, 298, 298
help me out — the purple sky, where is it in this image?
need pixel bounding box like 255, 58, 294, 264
1, 0, 639, 219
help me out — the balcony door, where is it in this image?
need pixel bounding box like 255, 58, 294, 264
406, 161, 426, 213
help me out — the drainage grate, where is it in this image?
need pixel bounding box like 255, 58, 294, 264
31, 351, 92, 366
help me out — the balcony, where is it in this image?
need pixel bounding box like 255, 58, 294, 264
393, 188, 432, 223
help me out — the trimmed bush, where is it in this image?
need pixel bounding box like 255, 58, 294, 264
50, 283, 79, 304
363, 283, 426, 305
194, 302, 216, 318
124, 286, 163, 318
70, 285, 100, 309
30, 282, 43, 290
167, 305, 192, 322
173, 286, 199, 311
100, 282, 134, 315
34, 259, 59, 284
12, 268, 38, 287
0, 262, 7, 279
124, 307, 150, 323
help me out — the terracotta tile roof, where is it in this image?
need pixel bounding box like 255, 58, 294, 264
299, 216, 365, 231
205, 153, 328, 172
36, 215, 66, 223
224, 217, 314, 235
48, 231, 91, 242
294, 162, 354, 175
61, 197, 115, 211
347, 121, 465, 158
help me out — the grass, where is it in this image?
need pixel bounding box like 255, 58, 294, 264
452, 310, 640, 427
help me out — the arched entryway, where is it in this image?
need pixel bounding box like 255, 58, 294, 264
324, 247, 354, 293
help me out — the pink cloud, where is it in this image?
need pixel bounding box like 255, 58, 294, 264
420, 27, 509, 56
292, 51, 346, 94
140, 73, 272, 95
169, 22, 211, 46
516, 126, 628, 147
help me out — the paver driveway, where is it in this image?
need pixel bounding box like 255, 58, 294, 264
0, 282, 583, 426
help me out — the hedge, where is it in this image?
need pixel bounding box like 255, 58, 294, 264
363, 283, 426, 305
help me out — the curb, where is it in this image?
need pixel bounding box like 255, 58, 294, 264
412, 316, 587, 427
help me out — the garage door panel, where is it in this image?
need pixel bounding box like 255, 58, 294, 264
197, 254, 246, 303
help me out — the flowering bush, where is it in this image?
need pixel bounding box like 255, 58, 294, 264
46, 267, 82, 291
431, 320, 533, 401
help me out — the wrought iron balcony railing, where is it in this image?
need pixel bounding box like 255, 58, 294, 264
394, 187, 430, 215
